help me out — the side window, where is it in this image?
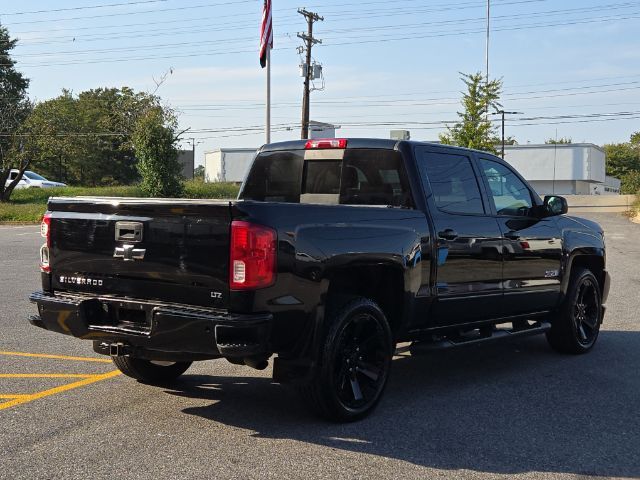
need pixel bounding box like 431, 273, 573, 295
480, 159, 533, 216
9, 172, 17, 180
420, 150, 484, 215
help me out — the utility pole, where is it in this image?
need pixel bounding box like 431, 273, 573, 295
485, 0, 490, 86
297, 8, 323, 140
494, 110, 522, 158
187, 137, 202, 178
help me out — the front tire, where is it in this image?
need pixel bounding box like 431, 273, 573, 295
112, 356, 192, 384
299, 297, 393, 422
546, 267, 602, 354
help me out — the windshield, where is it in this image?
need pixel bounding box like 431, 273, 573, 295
24, 171, 47, 181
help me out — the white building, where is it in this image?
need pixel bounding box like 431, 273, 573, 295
503, 143, 619, 195
204, 148, 257, 183
309, 120, 339, 139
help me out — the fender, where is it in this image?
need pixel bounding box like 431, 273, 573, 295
557, 218, 606, 299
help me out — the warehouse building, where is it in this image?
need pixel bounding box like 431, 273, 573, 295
503, 143, 619, 195
204, 148, 256, 183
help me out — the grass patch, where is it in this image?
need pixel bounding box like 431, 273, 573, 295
183, 180, 240, 199
1, 181, 241, 223
0, 203, 47, 223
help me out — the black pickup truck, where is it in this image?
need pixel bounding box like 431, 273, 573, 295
30, 138, 610, 421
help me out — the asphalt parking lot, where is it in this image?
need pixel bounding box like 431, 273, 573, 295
1, 213, 638, 480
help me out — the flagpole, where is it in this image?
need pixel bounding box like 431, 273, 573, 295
266, 48, 271, 144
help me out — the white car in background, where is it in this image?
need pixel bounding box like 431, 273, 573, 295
5, 170, 67, 189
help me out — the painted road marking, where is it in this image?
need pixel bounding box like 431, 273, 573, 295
0, 394, 31, 399
0, 370, 121, 411
0, 350, 112, 363
0, 373, 97, 379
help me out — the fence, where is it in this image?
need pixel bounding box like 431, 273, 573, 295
562, 195, 637, 213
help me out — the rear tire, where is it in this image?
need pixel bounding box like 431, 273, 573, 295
112, 356, 192, 384
546, 267, 602, 354
298, 297, 393, 422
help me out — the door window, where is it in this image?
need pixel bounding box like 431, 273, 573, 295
480, 159, 533, 216
419, 151, 484, 215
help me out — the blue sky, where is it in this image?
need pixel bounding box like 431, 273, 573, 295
3, 0, 640, 163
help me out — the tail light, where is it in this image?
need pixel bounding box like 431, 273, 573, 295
305, 138, 347, 149
40, 212, 52, 273
230, 220, 276, 290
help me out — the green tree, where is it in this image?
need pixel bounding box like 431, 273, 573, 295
23, 87, 168, 186
619, 171, 640, 195
133, 107, 183, 197
193, 165, 205, 179
440, 72, 502, 154
0, 23, 32, 202
545, 137, 572, 144
604, 132, 640, 194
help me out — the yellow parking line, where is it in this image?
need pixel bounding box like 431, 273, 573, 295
0, 374, 97, 378
0, 350, 112, 363
0, 394, 31, 399
0, 370, 121, 411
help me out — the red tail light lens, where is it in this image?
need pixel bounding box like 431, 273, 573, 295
304, 138, 347, 149
230, 220, 276, 290
40, 213, 52, 272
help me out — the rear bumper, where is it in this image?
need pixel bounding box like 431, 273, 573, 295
29, 291, 272, 360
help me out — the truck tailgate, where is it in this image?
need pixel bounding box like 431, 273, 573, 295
46, 197, 232, 309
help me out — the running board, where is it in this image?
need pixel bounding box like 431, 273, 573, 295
397, 321, 551, 354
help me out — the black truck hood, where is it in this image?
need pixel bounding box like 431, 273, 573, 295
562, 215, 604, 235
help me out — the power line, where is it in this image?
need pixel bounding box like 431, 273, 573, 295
3, 0, 561, 42
7, 9, 639, 67
10, 109, 635, 140
1, 0, 255, 26
0, 1, 168, 16
14, 2, 638, 49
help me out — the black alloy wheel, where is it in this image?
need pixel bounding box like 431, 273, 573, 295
332, 311, 390, 411
547, 267, 602, 354
573, 277, 600, 346
298, 297, 393, 422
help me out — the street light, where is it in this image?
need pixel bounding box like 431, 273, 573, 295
494, 110, 523, 159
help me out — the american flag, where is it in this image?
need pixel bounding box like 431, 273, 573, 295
259, 0, 273, 68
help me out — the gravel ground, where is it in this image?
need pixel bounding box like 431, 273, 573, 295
0, 213, 638, 480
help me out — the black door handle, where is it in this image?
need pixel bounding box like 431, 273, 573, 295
438, 229, 458, 240
504, 231, 521, 240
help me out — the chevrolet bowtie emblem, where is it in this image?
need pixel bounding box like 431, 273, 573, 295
114, 244, 146, 261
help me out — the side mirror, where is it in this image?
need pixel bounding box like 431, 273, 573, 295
544, 195, 568, 216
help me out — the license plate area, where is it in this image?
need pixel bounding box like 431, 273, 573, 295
82, 298, 152, 333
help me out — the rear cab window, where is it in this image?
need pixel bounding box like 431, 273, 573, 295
240, 148, 414, 208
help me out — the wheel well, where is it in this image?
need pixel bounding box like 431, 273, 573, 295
326, 265, 404, 337
571, 255, 605, 292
